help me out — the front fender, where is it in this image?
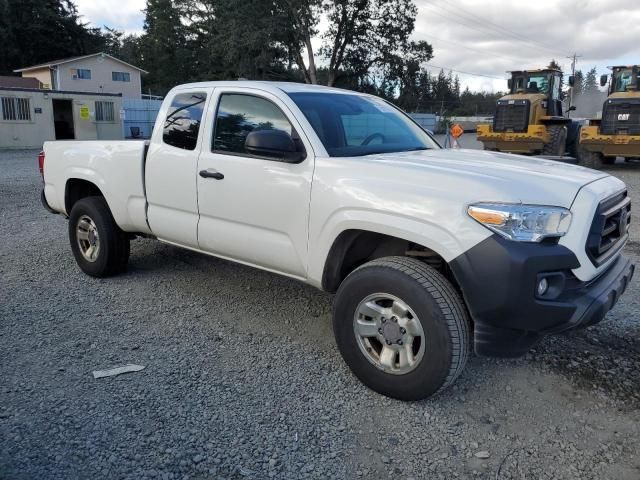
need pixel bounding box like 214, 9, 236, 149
307, 208, 491, 289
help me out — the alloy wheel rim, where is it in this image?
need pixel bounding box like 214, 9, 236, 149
353, 293, 425, 375
76, 215, 100, 262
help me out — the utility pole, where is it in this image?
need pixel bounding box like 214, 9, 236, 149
566, 52, 582, 116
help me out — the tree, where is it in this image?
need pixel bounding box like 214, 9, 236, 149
0, 0, 105, 75
547, 59, 561, 71
102, 27, 143, 68
583, 67, 599, 94
139, 0, 195, 94
278, 0, 432, 86
183, 0, 294, 82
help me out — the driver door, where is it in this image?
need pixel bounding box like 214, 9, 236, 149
196, 88, 314, 278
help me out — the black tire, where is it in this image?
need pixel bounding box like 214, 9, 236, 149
577, 147, 604, 170
333, 256, 471, 401
565, 122, 582, 158
542, 125, 567, 156
68, 196, 130, 277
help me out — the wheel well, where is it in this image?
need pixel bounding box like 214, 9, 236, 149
65, 179, 104, 214
322, 230, 456, 293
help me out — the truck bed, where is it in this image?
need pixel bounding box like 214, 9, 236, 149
43, 140, 152, 234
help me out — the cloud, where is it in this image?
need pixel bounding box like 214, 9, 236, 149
74, 0, 146, 34
413, 0, 640, 91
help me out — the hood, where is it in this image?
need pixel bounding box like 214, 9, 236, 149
500, 92, 546, 103
609, 91, 640, 100
353, 148, 609, 208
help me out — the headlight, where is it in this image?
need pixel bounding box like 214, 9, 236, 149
467, 203, 572, 242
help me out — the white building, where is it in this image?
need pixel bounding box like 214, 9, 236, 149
14, 53, 146, 99
0, 87, 123, 148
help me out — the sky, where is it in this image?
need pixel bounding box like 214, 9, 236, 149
74, 0, 640, 93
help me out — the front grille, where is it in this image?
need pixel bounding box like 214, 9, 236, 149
586, 190, 631, 266
493, 100, 530, 133
600, 99, 640, 135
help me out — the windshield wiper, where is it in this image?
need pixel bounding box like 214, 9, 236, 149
402, 147, 431, 152
358, 147, 432, 157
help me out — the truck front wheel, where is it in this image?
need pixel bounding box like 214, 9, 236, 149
68, 196, 130, 277
333, 256, 470, 400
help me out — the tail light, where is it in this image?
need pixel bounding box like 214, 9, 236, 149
38, 150, 45, 180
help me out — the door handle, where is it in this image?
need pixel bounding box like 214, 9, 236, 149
199, 169, 224, 180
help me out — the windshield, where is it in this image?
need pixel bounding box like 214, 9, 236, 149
613, 68, 634, 92
525, 74, 550, 94
287, 92, 439, 157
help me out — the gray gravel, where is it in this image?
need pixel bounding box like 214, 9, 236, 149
1, 148, 640, 480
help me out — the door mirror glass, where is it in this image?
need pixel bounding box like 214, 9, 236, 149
244, 130, 304, 162
600, 74, 608, 87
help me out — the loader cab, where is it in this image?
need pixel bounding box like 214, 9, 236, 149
506, 69, 564, 117
606, 66, 639, 94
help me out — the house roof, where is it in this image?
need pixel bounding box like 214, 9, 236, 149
13, 52, 148, 74
0, 75, 41, 89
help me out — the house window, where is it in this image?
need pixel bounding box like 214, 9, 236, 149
74, 69, 91, 80
1, 96, 31, 121
95, 101, 115, 122
112, 71, 131, 82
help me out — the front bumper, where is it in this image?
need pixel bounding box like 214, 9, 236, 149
476, 124, 550, 153
450, 234, 635, 357
579, 125, 640, 157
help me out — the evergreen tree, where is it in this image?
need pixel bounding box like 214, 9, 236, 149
140, 0, 194, 95
583, 67, 599, 94
0, 0, 104, 75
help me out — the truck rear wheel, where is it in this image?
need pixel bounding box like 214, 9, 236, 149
542, 125, 567, 156
68, 196, 130, 277
333, 256, 470, 400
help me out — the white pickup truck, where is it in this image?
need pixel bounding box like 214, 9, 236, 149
41, 81, 634, 400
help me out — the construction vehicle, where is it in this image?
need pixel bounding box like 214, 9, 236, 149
477, 68, 581, 156
578, 65, 640, 169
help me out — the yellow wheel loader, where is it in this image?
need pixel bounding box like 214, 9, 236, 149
578, 65, 640, 169
477, 69, 580, 156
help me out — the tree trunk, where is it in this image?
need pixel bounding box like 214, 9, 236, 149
327, 70, 335, 87
304, 34, 317, 84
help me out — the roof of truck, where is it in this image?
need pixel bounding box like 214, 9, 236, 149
507, 68, 562, 74
173, 80, 365, 95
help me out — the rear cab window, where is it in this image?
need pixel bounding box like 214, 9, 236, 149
163, 92, 207, 150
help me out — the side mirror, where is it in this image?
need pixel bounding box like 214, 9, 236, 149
568, 106, 576, 112
600, 74, 608, 87
568, 75, 575, 87
244, 129, 306, 163
507, 79, 513, 90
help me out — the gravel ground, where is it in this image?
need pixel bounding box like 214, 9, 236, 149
1, 148, 640, 480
